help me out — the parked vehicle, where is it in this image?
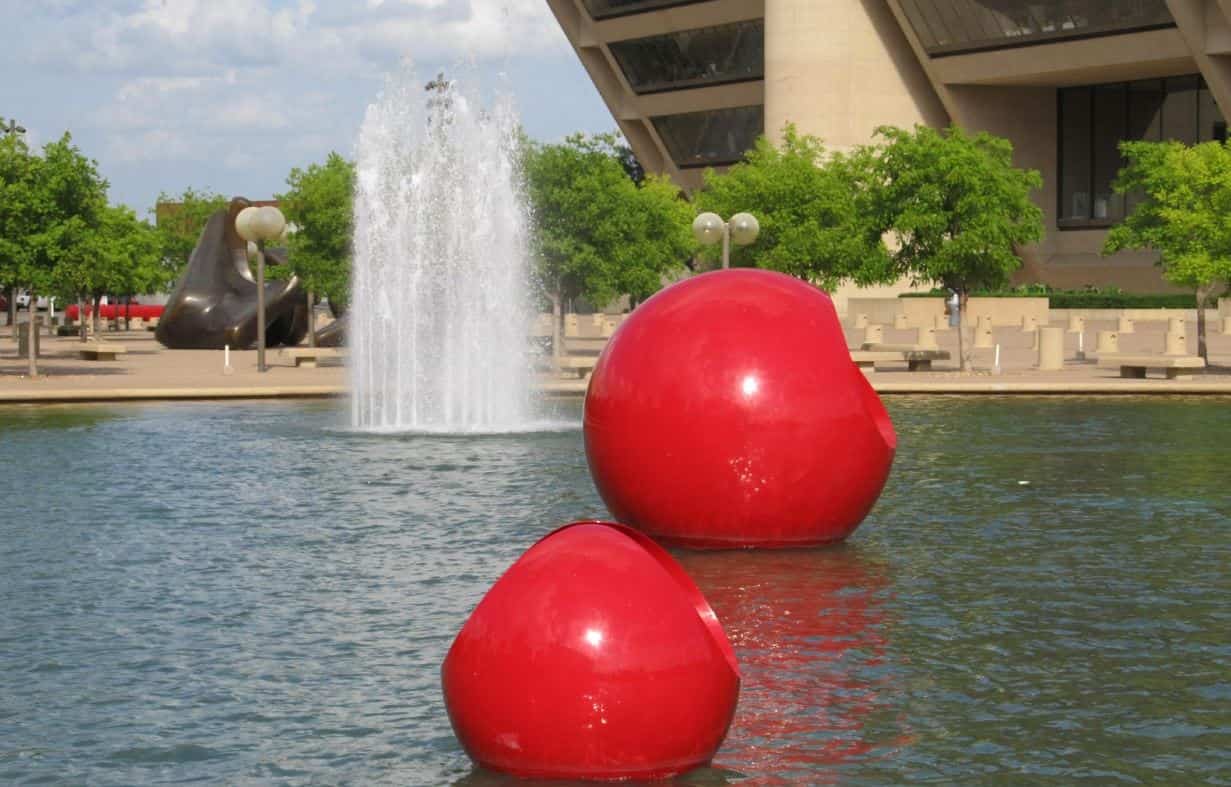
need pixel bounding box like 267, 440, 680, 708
14, 291, 50, 311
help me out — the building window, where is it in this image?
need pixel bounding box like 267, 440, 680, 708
609, 20, 764, 95
1058, 75, 1226, 228
898, 0, 1174, 57
652, 105, 763, 168
582, 0, 711, 20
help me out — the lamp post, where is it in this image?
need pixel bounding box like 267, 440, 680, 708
692, 212, 760, 269
234, 205, 286, 372
2, 118, 26, 137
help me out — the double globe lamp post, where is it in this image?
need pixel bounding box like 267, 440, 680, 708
692, 212, 760, 269
234, 205, 286, 373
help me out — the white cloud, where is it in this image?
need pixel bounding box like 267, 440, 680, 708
0, 0, 608, 208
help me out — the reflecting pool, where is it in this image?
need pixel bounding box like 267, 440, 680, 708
1, 397, 1228, 784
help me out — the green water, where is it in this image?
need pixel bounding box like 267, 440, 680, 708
1, 397, 1228, 785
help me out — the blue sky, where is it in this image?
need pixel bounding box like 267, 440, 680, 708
0, 0, 614, 216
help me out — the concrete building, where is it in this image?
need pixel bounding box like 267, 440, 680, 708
547, 0, 1231, 293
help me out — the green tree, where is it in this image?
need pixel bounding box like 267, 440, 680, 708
53, 204, 163, 337
524, 132, 695, 358
695, 125, 891, 288
868, 125, 1043, 371
22, 133, 109, 375
0, 132, 38, 331
277, 151, 355, 312
1104, 140, 1231, 363
154, 187, 227, 278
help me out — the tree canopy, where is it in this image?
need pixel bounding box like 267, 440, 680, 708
154, 186, 227, 277
866, 125, 1043, 369
695, 126, 891, 289
868, 125, 1043, 294
0, 132, 39, 298
1105, 139, 1231, 361
523, 132, 694, 312
54, 204, 163, 304
277, 151, 355, 307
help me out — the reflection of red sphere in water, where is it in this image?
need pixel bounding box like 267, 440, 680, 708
584, 269, 896, 548
442, 522, 740, 781
678, 548, 909, 784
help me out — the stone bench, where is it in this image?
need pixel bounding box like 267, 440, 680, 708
1097, 354, 1205, 380
557, 355, 598, 379
78, 343, 127, 361
562, 337, 608, 355
279, 347, 345, 368
852, 347, 950, 372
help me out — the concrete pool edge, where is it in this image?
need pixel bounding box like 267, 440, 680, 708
4, 379, 1231, 403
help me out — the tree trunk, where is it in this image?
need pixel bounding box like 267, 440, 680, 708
5, 286, 14, 328
1196, 286, 1211, 364
125, 296, 132, 332
958, 290, 971, 372
27, 290, 38, 378
549, 287, 563, 364
78, 297, 88, 341
308, 291, 317, 348
92, 295, 101, 336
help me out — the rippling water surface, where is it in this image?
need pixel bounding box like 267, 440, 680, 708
1, 397, 1228, 785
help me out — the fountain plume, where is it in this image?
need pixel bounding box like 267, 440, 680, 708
350, 68, 533, 432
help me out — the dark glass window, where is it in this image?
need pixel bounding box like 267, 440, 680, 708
582, 0, 710, 20
1060, 88, 1091, 222
1059, 75, 1225, 227
1091, 85, 1126, 221
609, 20, 764, 95
652, 105, 763, 168
898, 0, 1174, 56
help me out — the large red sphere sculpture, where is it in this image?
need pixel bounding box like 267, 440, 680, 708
441, 521, 740, 780
584, 269, 895, 548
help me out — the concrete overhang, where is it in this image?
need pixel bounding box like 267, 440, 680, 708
930, 28, 1195, 86
592, 0, 764, 42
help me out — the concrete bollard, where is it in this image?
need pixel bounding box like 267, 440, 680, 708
973, 315, 994, 348
1067, 314, 1085, 334
1021, 314, 1039, 332
1167, 316, 1185, 335
917, 325, 939, 349
1165, 329, 1187, 356
933, 314, 950, 331
1095, 330, 1119, 354
893, 313, 910, 330
853, 313, 869, 329
1037, 326, 1064, 370
1117, 315, 1134, 334
564, 314, 580, 336
1221, 316, 1231, 334
863, 323, 884, 346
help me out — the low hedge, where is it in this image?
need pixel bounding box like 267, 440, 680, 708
900, 288, 1200, 309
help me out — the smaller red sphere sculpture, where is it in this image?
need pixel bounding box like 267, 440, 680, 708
585, 269, 896, 548
441, 521, 740, 781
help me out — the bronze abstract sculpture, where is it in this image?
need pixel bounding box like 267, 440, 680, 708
156, 198, 309, 350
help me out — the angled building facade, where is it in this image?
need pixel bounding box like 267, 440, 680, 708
547, 0, 1231, 293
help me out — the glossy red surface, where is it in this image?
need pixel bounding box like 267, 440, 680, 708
584, 269, 896, 548
441, 521, 741, 781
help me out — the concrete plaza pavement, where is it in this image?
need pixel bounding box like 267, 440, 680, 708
0, 318, 1229, 404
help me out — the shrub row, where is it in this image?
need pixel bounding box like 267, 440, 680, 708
900, 288, 1199, 309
